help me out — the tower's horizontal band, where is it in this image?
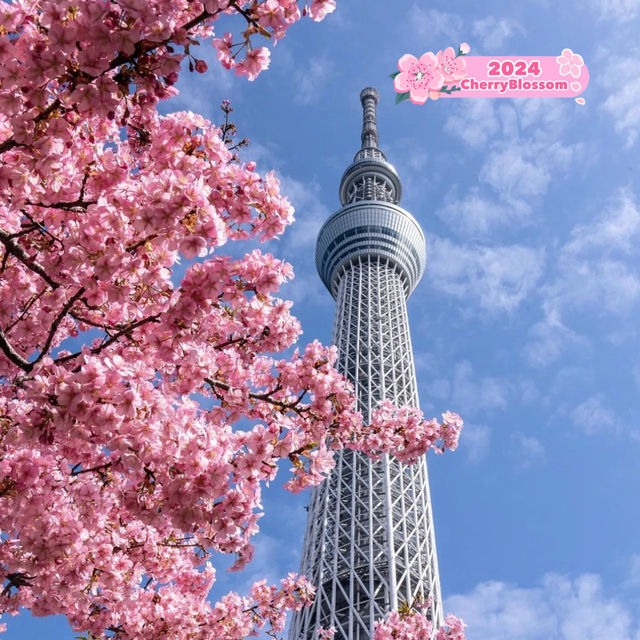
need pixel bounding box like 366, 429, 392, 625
316, 201, 427, 298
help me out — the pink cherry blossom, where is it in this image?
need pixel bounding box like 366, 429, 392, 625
394, 52, 445, 104
459, 42, 470, 54
0, 2, 466, 638
213, 32, 236, 70
437, 46, 467, 82
308, 0, 337, 21
374, 609, 467, 640
556, 47, 584, 78
235, 47, 271, 80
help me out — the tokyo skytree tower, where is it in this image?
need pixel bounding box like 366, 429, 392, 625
288, 87, 443, 640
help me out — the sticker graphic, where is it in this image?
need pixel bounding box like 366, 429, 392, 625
392, 44, 589, 104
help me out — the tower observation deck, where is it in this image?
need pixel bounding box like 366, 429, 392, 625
289, 88, 442, 640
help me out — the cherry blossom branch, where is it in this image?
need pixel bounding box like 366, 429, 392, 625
0, 7, 226, 157
54, 313, 162, 364
70, 462, 113, 477
69, 312, 119, 332
126, 234, 158, 254
231, 2, 272, 39
3, 288, 47, 334
1, 572, 36, 597
0, 230, 60, 289
204, 377, 315, 416
0, 330, 31, 371
93, 314, 162, 353
26, 288, 87, 372
1, 288, 90, 373
19, 210, 64, 247
26, 199, 98, 212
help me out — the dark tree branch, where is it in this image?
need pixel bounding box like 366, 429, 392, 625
2, 572, 36, 597
0, 230, 59, 289
126, 233, 158, 254
70, 462, 112, 477
26, 287, 86, 372
204, 377, 318, 417
4, 287, 47, 334
26, 199, 97, 212
19, 210, 63, 247
54, 313, 161, 364
0, 330, 31, 371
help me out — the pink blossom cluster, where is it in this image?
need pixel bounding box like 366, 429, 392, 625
0, 0, 337, 151
0, 1, 463, 637
393, 44, 470, 104
374, 611, 467, 640
212, 1, 335, 79
349, 401, 463, 464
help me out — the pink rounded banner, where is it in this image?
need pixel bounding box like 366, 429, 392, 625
392, 49, 589, 103
443, 53, 588, 98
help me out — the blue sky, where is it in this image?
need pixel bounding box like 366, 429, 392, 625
7, 1, 640, 639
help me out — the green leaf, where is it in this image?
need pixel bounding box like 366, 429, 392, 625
389, 71, 400, 80
395, 91, 410, 104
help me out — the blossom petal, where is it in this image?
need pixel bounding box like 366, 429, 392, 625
398, 54, 418, 72
418, 51, 438, 69
443, 46, 456, 59
394, 72, 411, 92
410, 85, 429, 104
427, 68, 445, 91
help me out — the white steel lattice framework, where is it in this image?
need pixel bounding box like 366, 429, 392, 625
288, 88, 443, 640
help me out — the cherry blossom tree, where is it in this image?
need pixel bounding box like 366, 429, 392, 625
0, 0, 464, 637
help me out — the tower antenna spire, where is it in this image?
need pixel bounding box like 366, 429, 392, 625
360, 87, 379, 149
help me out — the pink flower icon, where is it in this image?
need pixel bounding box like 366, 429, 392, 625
556, 48, 584, 78
394, 52, 444, 104
437, 46, 467, 82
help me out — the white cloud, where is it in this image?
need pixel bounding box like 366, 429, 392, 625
570, 394, 618, 436
292, 56, 333, 105
591, 0, 640, 23
410, 5, 463, 41
445, 573, 639, 640
443, 100, 581, 237
599, 49, 640, 147
528, 189, 640, 358
277, 174, 328, 249
428, 238, 545, 312
627, 554, 640, 587
519, 379, 540, 404
471, 16, 525, 51
438, 188, 529, 238
523, 308, 585, 367
545, 259, 640, 315
461, 422, 492, 462
510, 432, 545, 469
564, 189, 640, 255
427, 361, 508, 416
479, 144, 551, 199
444, 100, 500, 148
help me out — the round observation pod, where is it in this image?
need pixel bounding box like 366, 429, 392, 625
315, 201, 426, 299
